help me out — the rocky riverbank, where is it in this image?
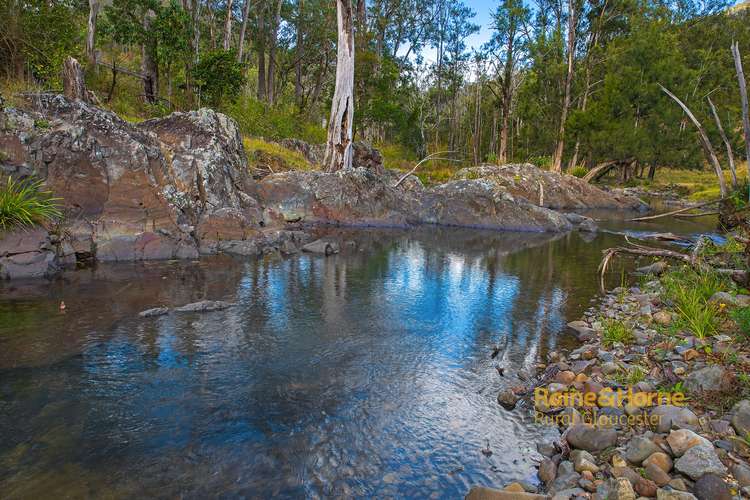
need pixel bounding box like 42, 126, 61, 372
0, 93, 644, 280
474, 259, 750, 499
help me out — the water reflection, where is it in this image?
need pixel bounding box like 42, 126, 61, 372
1, 226, 656, 497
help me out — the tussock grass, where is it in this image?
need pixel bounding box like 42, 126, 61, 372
0, 177, 61, 231
602, 319, 634, 346
662, 268, 724, 339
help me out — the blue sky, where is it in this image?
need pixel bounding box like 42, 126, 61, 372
465, 0, 496, 52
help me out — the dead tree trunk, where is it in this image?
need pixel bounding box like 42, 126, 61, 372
707, 96, 738, 189
551, 0, 579, 173
86, 0, 100, 66
63, 57, 98, 104
733, 42, 750, 197
659, 84, 727, 198
324, 0, 355, 172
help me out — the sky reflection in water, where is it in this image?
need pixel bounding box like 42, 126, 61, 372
0, 226, 663, 497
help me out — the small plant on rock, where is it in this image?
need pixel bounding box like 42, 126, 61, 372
0, 177, 61, 231
570, 165, 589, 178
602, 319, 634, 346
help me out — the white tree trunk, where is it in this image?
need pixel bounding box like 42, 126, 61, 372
707, 96, 738, 188
324, 0, 355, 172
86, 0, 100, 66
223, 0, 234, 50
660, 84, 727, 198
551, 0, 579, 174
733, 42, 750, 197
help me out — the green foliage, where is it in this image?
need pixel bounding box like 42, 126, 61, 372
192, 50, 246, 107
0, 0, 83, 82
0, 177, 62, 231
602, 319, 634, 346
731, 307, 750, 338
227, 98, 326, 144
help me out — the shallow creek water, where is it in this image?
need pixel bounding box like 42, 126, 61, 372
0, 217, 718, 498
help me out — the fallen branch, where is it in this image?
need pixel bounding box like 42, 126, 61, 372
628, 198, 726, 222
673, 211, 719, 218
393, 151, 461, 188
598, 237, 746, 292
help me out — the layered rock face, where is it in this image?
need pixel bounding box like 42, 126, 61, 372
0, 94, 644, 279
0, 228, 74, 280
454, 164, 647, 211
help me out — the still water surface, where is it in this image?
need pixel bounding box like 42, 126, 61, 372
0, 219, 716, 498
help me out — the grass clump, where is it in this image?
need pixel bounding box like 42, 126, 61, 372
614, 365, 646, 385
662, 267, 723, 339
570, 165, 589, 178
0, 177, 62, 231
602, 319, 634, 346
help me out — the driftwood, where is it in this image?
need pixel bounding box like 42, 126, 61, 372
598, 235, 747, 292
62, 57, 99, 105
393, 151, 460, 188
674, 211, 719, 218
659, 84, 727, 198
628, 198, 726, 222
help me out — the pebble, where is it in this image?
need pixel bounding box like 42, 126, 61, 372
625, 436, 662, 464
565, 424, 618, 452
731, 399, 750, 437
692, 473, 732, 500
666, 429, 711, 457
642, 451, 672, 472
644, 462, 671, 486
674, 443, 727, 480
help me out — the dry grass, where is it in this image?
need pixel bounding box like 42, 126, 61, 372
243, 137, 314, 172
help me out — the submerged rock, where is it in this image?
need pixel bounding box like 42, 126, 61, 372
139, 307, 170, 317
302, 239, 340, 255
173, 300, 235, 313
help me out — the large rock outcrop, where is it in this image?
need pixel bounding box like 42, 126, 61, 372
258, 168, 572, 232
0, 95, 273, 267
0, 94, 645, 279
454, 164, 647, 211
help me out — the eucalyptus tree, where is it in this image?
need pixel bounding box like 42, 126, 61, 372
325, 0, 356, 171
486, 0, 531, 163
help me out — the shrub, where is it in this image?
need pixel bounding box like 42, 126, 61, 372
570, 165, 589, 178
602, 319, 634, 346
0, 177, 61, 230
192, 49, 246, 107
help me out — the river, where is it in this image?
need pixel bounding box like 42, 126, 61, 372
0, 216, 718, 498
